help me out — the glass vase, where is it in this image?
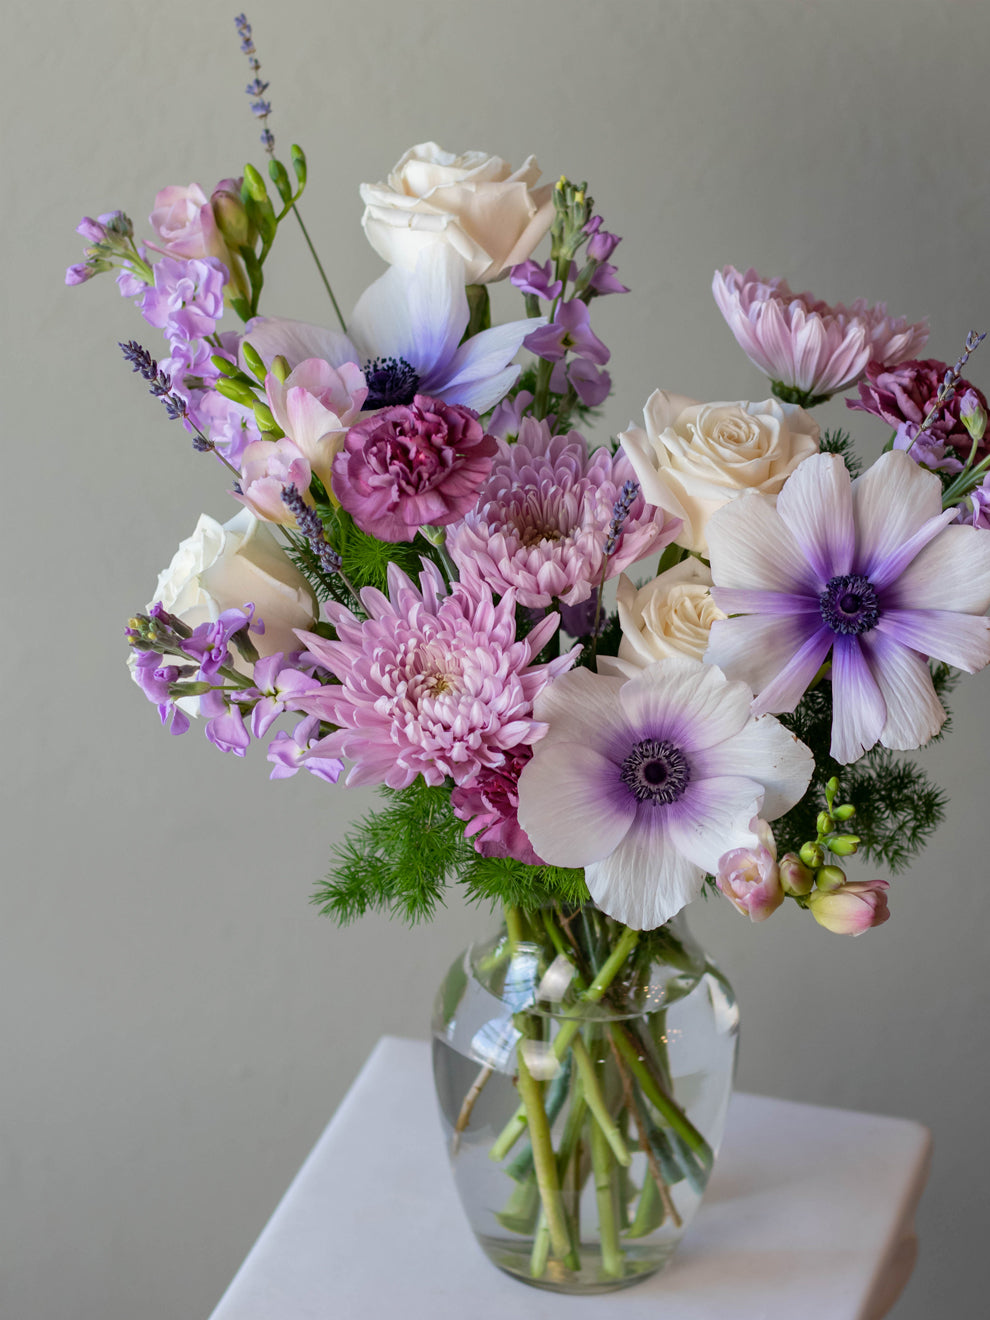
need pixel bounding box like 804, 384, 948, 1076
432, 905, 738, 1294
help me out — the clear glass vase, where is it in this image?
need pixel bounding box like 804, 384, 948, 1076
432, 905, 738, 1294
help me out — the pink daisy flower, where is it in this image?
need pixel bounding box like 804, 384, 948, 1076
446, 418, 678, 609
712, 266, 928, 403
292, 561, 575, 789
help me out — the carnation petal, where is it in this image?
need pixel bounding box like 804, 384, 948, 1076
516, 743, 635, 867
775, 452, 854, 582
830, 634, 887, 763
585, 811, 704, 930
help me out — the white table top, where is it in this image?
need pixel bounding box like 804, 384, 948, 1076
209, 1035, 930, 1320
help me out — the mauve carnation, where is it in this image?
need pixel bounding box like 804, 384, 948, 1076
451, 746, 545, 865
332, 394, 497, 542
447, 418, 677, 609
713, 265, 928, 401
292, 561, 575, 790
848, 359, 990, 463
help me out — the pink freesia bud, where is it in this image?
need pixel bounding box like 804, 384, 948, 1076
960, 389, 988, 443
778, 852, 813, 896
236, 438, 313, 526
715, 820, 784, 922
807, 879, 890, 935
265, 358, 369, 489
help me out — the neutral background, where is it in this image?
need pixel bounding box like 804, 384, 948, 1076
5, 1, 988, 1316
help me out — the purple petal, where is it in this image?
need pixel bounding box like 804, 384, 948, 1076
516, 742, 636, 868
664, 775, 764, 874
876, 609, 990, 672
859, 631, 946, 752
706, 614, 829, 713
690, 715, 814, 819
618, 657, 752, 752
775, 453, 854, 583
749, 624, 834, 716
830, 635, 886, 763
710, 587, 821, 617
851, 449, 944, 581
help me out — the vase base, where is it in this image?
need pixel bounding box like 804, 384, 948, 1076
479, 1234, 675, 1294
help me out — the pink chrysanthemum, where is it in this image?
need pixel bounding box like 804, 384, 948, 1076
292, 561, 575, 789
712, 266, 928, 401
446, 418, 678, 608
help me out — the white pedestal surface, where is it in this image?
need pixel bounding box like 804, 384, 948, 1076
209, 1035, 930, 1319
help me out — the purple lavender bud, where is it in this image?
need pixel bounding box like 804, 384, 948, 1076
603, 480, 640, 556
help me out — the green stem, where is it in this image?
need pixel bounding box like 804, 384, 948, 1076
627, 1168, 664, 1237
611, 1026, 713, 1168
529, 1210, 550, 1277
490, 924, 639, 1162
589, 1108, 624, 1277
571, 1035, 631, 1168
291, 205, 347, 333
515, 1052, 576, 1267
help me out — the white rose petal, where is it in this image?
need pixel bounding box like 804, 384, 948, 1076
619, 392, 820, 555
615, 561, 726, 668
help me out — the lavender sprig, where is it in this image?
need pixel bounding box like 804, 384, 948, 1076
603, 480, 640, 556
280, 484, 361, 606
118, 341, 240, 475
234, 14, 274, 154
914, 329, 986, 441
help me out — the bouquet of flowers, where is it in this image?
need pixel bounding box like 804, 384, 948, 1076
67, 15, 990, 1292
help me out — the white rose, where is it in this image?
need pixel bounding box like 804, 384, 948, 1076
152, 508, 317, 664
618, 391, 819, 555
360, 141, 553, 284
615, 561, 726, 668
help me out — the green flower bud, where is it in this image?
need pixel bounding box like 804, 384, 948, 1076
212, 181, 255, 250
271, 354, 291, 383
242, 341, 267, 383
253, 400, 278, 431
816, 811, 835, 836
833, 803, 856, 821
779, 853, 814, 897
828, 834, 861, 857
243, 163, 268, 203
815, 865, 846, 892
799, 841, 825, 869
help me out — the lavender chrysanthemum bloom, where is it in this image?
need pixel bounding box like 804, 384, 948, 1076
332, 395, 497, 542
705, 451, 990, 764
446, 418, 678, 609
713, 266, 928, 402
517, 660, 813, 930
292, 561, 575, 790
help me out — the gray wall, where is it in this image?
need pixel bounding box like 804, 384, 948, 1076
5, 1, 988, 1315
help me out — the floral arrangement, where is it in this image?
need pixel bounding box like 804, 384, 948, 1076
67, 16, 990, 1288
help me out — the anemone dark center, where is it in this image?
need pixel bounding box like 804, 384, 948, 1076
819, 573, 880, 636
620, 738, 691, 805
363, 356, 420, 409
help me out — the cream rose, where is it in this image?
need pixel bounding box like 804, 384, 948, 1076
152, 508, 317, 663
618, 392, 819, 555
359, 142, 553, 284
615, 560, 726, 668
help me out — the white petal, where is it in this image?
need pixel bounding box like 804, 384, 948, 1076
585, 812, 704, 930
618, 657, 753, 752
706, 490, 816, 594
690, 715, 814, 819
516, 743, 635, 868
775, 452, 854, 583
830, 635, 886, 764
440, 366, 520, 413
244, 317, 358, 370
887, 524, 990, 614
876, 610, 990, 672
851, 450, 943, 579
531, 667, 629, 755
348, 244, 466, 377
705, 613, 826, 709
665, 775, 764, 874
434, 317, 539, 393
861, 631, 946, 751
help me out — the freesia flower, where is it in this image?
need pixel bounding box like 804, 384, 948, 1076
618, 391, 819, 555
712, 266, 928, 402
292, 561, 576, 790
807, 879, 890, 935
715, 819, 784, 921
705, 450, 990, 763
264, 358, 368, 489
516, 660, 814, 930
236, 438, 313, 526
359, 142, 553, 284
244, 244, 539, 415
148, 183, 233, 263
446, 419, 677, 609
332, 395, 497, 542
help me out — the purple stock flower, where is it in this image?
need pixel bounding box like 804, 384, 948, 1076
705, 451, 990, 763
587, 263, 629, 297
510, 259, 563, 301
516, 660, 813, 929
140, 256, 227, 341
201, 688, 251, 756
65, 262, 96, 286
550, 356, 612, 407
179, 605, 258, 678
267, 715, 344, 784
332, 394, 497, 542
250, 653, 324, 738
524, 299, 610, 365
